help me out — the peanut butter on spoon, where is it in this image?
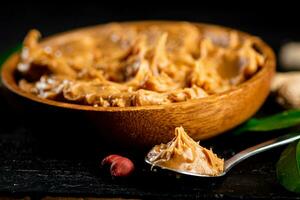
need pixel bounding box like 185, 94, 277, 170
146, 127, 224, 176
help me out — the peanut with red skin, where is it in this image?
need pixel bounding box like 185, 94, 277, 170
101, 154, 135, 177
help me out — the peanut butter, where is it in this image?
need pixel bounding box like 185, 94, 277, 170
147, 127, 224, 176
17, 22, 265, 107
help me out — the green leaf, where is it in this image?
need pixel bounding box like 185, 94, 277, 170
0, 44, 22, 67
0, 44, 22, 83
276, 140, 300, 193
234, 109, 300, 135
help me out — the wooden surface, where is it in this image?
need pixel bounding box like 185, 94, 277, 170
0, 95, 299, 199
0, 22, 276, 148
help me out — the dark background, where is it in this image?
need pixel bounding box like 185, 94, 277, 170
1, 3, 300, 199
1, 3, 300, 58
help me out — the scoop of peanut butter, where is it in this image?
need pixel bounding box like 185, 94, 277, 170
147, 127, 224, 176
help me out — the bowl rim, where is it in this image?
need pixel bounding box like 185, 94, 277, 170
0, 21, 276, 112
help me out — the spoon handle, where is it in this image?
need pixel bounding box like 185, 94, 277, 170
224, 132, 300, 172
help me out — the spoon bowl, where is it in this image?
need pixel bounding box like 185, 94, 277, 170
145, 132, 300, 177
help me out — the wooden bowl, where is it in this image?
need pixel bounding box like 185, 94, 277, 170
1, 21, 276, 149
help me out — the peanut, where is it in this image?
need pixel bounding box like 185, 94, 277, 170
101, 154, 135, 177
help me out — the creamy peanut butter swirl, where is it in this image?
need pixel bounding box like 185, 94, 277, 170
17, 22, 265, 107
147, 127, 224, 176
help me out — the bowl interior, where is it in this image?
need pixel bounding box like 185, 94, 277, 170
1, 21, 276, 112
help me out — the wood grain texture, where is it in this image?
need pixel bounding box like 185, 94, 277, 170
0, 22, 276, 148
0, 116, 298, 200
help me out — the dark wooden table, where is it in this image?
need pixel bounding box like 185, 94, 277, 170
0, 89, 299, 200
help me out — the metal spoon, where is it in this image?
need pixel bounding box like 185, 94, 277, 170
145, 132, 300, 177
